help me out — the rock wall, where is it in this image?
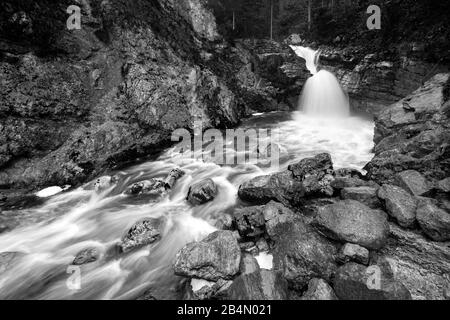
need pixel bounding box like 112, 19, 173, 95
319, 46, 449, 114
0, 0, 268, 193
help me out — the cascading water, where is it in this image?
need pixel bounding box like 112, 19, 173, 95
291, 46, 350, 117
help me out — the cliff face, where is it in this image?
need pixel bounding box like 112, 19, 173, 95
0, 0, 267, 192
319, 46, 449, 114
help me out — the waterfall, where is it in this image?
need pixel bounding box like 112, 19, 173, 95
291, 46, 350, 117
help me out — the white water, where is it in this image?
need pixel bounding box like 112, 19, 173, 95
0, 47, 374, 300
291, 45, 350, 117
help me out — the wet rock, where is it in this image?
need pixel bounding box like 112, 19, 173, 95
337, 243, 370, 265
186, 179, 218, 206
0, 252, 25, 274
341, 186, 381, 209
272, 218, 338, 290
314, 200, 390, 250
334, 168, 364, 178
263, 201, 295, 238
256, 238, 269, 252
240, 253, 260, 275
226, 270, 289, 300
125, 179, 166, 196
301, 278, 338, 300
93, 176, 118, 192
0, 194, 45, 210
189, 278, 233, 300
289, 153, 334, 180
215, 214, 233, 230
73, 248, 100, 266
437, 177, 450, 193
377, 185, 418, 228
288, 153, 334, 197
233, 206, 266, 238
416, 200, 450, 241
377, 222, 450, 300
333, 263, 412, 300
164, 168, 185, 189
174, 231, 241, 281
395, 170, 431, 196
238, 171, 304, 206
119, 217, 165, 253
331, 176, 379, 190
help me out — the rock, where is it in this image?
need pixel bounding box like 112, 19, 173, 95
337, 243, 370, 265
334, 168, 364, 178
226, 270, 289, 300
119, 217, 165, 253
164, 168, 185, 189
256, 238, 269, 252
333, 263, 412, 300
444, 286, 450, 300
365, 74, 450, 185
341, 187, 381, 209
331, 176, 379, 190
215, 214, 233, 230
186, 179, 218, 206
288, 153, 335, 197
72, 247, 100, 266
238, 170, 304, 206
437, 177, 450, 193
233, 206, 266, 238
240, 253, 260, 275
416, 200, 450, 241
189, 278, 233, 300
272, 218, 338, 290
125, 179, 166, 196
395, 170, 431, 196
173, 231, 241, 281
377, 185, 418, 228
0, 252, 25, 274
314, 200, 390, 250
93, 176, 117, 192
301, 278, 338, 300
377, 222, 450, 300
289, 153, 334, 180
263, 201, 295, 238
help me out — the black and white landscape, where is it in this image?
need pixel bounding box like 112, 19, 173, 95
0, 0, 449, 301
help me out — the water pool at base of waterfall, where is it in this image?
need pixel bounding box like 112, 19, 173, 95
0, 111, 374, 300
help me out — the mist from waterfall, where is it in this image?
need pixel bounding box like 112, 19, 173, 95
291, 46, 350, 117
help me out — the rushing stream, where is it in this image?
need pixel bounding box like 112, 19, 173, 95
0, 47, 375, 300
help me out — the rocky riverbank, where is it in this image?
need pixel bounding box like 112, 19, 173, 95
171, 74, 450, 300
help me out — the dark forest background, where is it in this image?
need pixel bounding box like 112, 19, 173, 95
207, 0, 450, 61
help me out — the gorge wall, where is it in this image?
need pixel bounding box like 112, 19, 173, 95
0, 0, 273, 196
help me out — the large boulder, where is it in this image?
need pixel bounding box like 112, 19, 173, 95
226, 270, 289, 300
377, 184, 418, 228
333, 263, 412, 300
186, 179, 218, 206
341, 186, 381, 209
314, 200, 390, 250
395, 170, 432, 196
416, 200, 450, 241
272, 218, 338, 290
119, 217, 165, 253
173, 231, 241, 281
238, 170, 304, 206
301, 278, 338, 300
288, 153, 335, 197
